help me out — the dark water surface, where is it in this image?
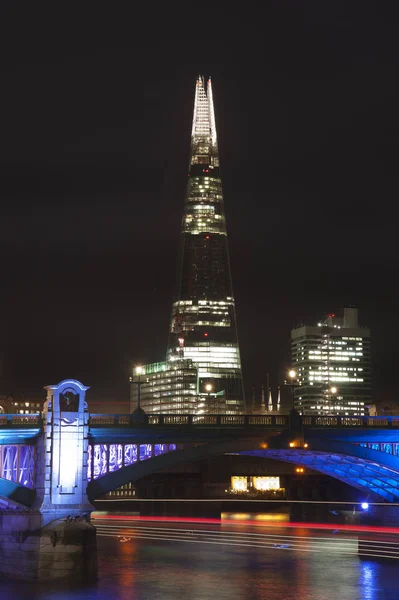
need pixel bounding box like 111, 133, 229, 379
1, 519, 399, 600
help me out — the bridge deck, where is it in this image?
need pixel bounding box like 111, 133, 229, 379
1, 413, 399, 444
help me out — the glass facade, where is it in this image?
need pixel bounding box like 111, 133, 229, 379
130, 360, 198, 414
167, 76, 244, 413
291, 308, 372, 415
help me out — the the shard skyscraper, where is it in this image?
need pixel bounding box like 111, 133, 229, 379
167, 75, 244, 413
131, 76, 244, 415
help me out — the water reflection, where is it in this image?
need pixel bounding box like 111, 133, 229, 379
222, 511, 289, 522
0, 521, 398, 600
361, 562, 376, 600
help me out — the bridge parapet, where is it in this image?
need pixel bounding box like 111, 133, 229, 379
302, 416, 399, 428
88, 413, 399, 430
1, 413, 398, 432
88, 414, 288, 428
0, 414, 43, 427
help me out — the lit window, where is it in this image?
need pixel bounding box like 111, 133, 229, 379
252, 476, 280, 491
231, 476, 248, 492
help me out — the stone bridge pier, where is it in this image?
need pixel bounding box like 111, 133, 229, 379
35, 379, 94, 524
0, 379, 97, 582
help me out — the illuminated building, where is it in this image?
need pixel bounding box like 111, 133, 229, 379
291, 306, 371, 415
130, 360, 198, 413
167, 75, 244, 413
0, 393, 43, 414
230, 475, 284, 495
131, 76, 244, 414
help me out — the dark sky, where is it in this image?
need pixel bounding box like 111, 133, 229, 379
1, 3, 398, 407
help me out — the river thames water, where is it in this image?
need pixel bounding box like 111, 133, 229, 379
1, 516, 399, 600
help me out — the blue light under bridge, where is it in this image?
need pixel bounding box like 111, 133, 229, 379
240, 438, 399, 502
87, 437, 399, 502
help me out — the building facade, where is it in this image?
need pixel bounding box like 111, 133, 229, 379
291, 306, 371, 415
130, 360, 198, 414
0, 393, 43, 414
131, 76, 244, 414
166, 75, 244, 413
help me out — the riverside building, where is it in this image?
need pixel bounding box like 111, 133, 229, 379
290, 306, 371, 415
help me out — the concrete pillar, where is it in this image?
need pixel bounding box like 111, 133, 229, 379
0, 513, 97, 582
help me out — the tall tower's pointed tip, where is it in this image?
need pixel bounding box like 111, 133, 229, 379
191, 73, 218, 164
196, 74, 212, 85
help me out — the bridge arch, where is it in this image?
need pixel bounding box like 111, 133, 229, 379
241, 437, 399, 502
87, 437, 399, 502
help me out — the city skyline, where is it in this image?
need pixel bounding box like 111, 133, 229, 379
2, 5, 399, 598
1, 5, 398, 408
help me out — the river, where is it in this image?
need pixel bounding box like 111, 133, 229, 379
1, 515, 399, 599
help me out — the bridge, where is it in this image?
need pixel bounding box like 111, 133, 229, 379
2, 379, 399, 520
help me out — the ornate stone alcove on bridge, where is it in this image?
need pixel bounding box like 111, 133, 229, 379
34, 379, 93, 522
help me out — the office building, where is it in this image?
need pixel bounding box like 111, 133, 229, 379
131, 76, 244, 414
130, 359, 198, 414
166, 75, 244, 412
291, 306, 371, 415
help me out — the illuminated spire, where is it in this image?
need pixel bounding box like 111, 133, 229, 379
268, 388, 273, 413
277, 386, 281, 413
207, 77, 218, 149
167, 75, 244, 413
261, 385, 266, 413
190, 75, 218, 166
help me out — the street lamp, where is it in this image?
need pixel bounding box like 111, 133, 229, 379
132, 366, 143, 412
196, 383, 225, 414
202, 383, 215, 414
288, 369, 297, 410
329, 386, 338, 412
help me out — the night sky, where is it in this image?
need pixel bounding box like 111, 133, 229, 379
1, 3, 398, 408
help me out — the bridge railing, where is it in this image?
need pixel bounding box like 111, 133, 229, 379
87, 414, 399, 429
302, 416, 399, 428
0, 414, 42, 427
88, 414, 289, 428
2, 412, 399, 430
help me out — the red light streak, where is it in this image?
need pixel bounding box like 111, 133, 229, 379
91, 514, 399, 535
